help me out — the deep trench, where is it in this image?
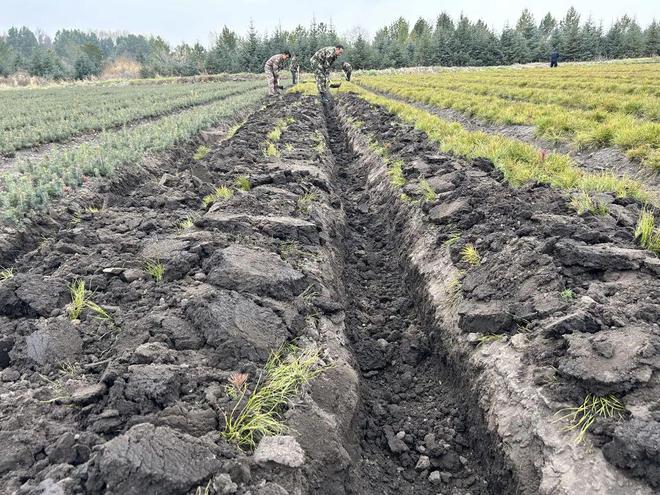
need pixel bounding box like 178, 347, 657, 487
321, 98, 515, 495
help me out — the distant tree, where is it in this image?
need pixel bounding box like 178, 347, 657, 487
559, 7, 582, 61
29, 46, 66, 78
501, 27, 530, 64
6, 26, 38, 61
515, 9, 538, 61
580, 18, 603, 60
644, 20, 660, 56
431, 13, 455, 66
350, 33, 372, 69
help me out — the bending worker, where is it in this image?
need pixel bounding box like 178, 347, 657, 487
264, 50, 291, 96
290, 55, 300, 85
342, 62, 352, 81
310, 44, 344, 102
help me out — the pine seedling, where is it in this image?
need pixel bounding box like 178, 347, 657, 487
0, 267, 15, 282
235, 175, 251, 191
144, 260, 165, 282
461, 244, 481, 266
193, 145, 210, 160
67, 280, 87, 320
555, 394, 625, 444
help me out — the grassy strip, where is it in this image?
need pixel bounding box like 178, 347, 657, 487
0, 87, 265, 223
334, 82, 650, 202
0, 81, 261, 153
388, 77, 659, 121
222, 345, 325, 448
358, 77, 660, 169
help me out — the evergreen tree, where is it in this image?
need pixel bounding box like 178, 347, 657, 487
580, 18, 603, 60
644, 20, 660, 56
559, 7, 582, 61
501, 27, 530, 64
515, 9, 538, 61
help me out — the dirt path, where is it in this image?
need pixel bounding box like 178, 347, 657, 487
323, 101, 510, 494
356, 82, 660, 202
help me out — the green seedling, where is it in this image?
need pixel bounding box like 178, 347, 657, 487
399, 193, 411, 202
561, 288, 575, 300
203, 185, 234, 207
443, 232, 461, 248
569, 191, 608, 216
235, 175, 251, 191
634, 209, 660, 254
264, 142, 280, 158
297, 192, 318, 214
284, 143, 294, 152
68, 280, 87, 320
387, 160, 406, 188
0, 267, 15, 282
555, 394, 625, 444
447, 274, 463, 309
193, 145, 210, 160
419, 179, 437, 201
267, 127, 282, 142
178, 216, 195, 229
144, 260, 165, 282
461, 244, 481, 266
221, 345, 325, 448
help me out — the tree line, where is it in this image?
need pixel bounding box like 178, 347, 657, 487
1, 7, 658, 80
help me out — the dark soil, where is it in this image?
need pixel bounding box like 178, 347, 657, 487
0, 88, 658, 495
325, 101, 513, 494
333, 92, 660, 492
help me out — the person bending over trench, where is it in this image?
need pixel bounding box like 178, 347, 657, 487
265, 50, 291, 96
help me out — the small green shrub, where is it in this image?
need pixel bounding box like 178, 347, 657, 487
221, 345, 325, 448
461, 244, 481, 266
297, 192, 318, 214
561, 288, 575, 300
235, 175, 251, 191
387, 160, 406, 188
144, 260, 165, 282
634, 209, 660, 254
419, 179, 437, 201
193, 145, 210, 160
0, 267, 15, 282
203, 185, 234, 207
569, 191, 608, 215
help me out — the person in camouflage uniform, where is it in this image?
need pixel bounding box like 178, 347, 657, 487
290, 56, 300, 85
310, 45, 344, 100
264, 51, 291, 96
342, 62, 352, 81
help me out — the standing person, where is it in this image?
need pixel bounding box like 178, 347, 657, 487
264, 50, 291, 96
550, 49, 559, 68
342, 62, 352, 81
290, 55, 300, 85
310, 44, 344, 101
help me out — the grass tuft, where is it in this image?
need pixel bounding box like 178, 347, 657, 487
67, 280, 87, 320
0, 267, 15, 282
419, 179, 437, 201
297, 191, 318, 214
634, 209, 660, 254
555, 394, 625, 444
561, 288, 575, 300
203, 185, 234, 207
144, 259, 165, 282
460, 244, 481, 266
387, 159, 406, 188
569, 191, 608, 216
193, 145, 210, 161
66, 279, 112, 322
235, 175, 251, 191
221, 345, 325, 448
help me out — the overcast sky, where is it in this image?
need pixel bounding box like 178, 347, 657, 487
1, 0, 658, 45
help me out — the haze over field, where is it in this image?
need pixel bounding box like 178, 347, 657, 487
2, 0, 658, 43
